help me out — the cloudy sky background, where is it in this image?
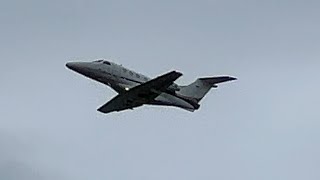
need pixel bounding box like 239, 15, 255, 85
1, 0, 320, 179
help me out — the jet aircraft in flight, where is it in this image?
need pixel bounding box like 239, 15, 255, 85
66, 59, 236, 114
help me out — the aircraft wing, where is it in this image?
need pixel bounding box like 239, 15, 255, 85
97, 71, 183, 114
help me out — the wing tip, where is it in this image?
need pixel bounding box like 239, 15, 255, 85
170, 70, 183, 77
97, 106, 114, 114
228, 76, 237, 81
97, 108, 106, 113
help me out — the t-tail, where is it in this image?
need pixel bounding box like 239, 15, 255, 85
177, 76, 237, 110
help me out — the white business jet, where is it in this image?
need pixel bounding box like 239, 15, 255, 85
66, 59, 236, 114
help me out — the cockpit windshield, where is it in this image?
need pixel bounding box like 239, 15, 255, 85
103, 61, 111, 65
93, 60, 111, 65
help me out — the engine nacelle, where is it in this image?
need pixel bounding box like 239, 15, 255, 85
167, 84, 180, 93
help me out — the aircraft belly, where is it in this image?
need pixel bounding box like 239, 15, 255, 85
154, 93, 194, 110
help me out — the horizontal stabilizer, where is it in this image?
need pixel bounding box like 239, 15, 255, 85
199, 76, 237, 87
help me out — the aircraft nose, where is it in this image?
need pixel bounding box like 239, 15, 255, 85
66, 61, 96, 78
66, 62, 82, 71
66, 62, 76, 69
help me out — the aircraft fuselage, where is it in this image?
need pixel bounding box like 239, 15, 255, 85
66, 60, 196, 111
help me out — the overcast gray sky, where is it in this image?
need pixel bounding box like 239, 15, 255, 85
1, 0, 320, 179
